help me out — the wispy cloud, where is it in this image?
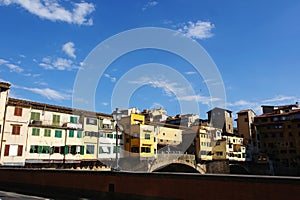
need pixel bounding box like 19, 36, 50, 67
104, 73, 116, 83
178, 20, 215, 39
129, 77, 217, 105
101, 102, 108, 106
39, 57, 78, 70
62, 42, 76, 59
1, 0, 95, 26
227, 95, 300, 115
13, 85, 70, 101
178, 94, 220, 105
142, 1, 158, 11
185, 71, 197, 75
262, 95, 296, 103
0, 58, 24, 73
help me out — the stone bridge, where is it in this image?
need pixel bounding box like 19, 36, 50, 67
148, 154, 206, 174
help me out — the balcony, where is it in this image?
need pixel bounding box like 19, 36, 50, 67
29, 120, 82, 129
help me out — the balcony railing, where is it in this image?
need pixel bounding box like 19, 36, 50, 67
29, 120, 82, 129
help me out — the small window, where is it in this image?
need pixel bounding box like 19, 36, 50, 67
32, 128, 40, 136
113, 146, 120, 153
14, 107, 22, 116
69, 130, 74, 138
86, 118, 97, 125
12, 125, 21, 135
145, 134, 150, 140
70, 116, 78, 123
55, 130, 62, 138
86, 145, 95, 154
52, 114, 60, 126
30, 112, 40, 121
77, 131, 82, 138
44, 129, 51, 137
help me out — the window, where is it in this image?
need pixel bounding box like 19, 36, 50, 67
145, 134, 150, 140
30, 112, 40, 121
99, 146, 111, 154
244, 118, 248, 122
131, 147, 139, 153
32, 128, 40, 136
77, 131, 82, 138
86, 118, 97, 125
69, 130, 74, 138
70, 116, 78, 123
30, 145, 38, 153
295, 114, 300, 119
215, 141, 220, 146
14, 107, 22, 116
141, 147, 151, 153
86, 145, 95, 154
55, 130, 62, 138
44, 129, 51, 137
4, 145, 23, 156
12, 125, 21, 135
216, 151, 223, 156
113, 146, 120, 153
52, 114, 60, 126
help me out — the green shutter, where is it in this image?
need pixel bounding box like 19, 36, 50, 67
38, 146, 43, 153
31, 112, 40, 120
99, 146, 103, 154
80, 146, 85, 155
32, 128, 40, 136
52, 115, 60, 126
70, 116, 78, 123
69, 130, 74, 137
64, 146, 69, 154
44, 129, 51, 137
55, 130, 62, 138
77, 131, 82, 138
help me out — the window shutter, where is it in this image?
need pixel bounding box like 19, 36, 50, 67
17, 145, 23, 156
4, 145, 9, 156
14, 107, 22, 116
64, 146, 69, 154
12, 125, 21, 135
80, 146, 85, 155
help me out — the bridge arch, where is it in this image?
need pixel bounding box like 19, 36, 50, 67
152, 163, 201, 173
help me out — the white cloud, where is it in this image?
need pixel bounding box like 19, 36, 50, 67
0, 58, 9, 65
130, 77, 184, 97
39, 57, 78, 70
104, 73, 116, 83
185, 71, 197, 75
142, 1, 158, 11
262, 95, 296, 103
178, 95, 220, 105
13, 85, 70, 101
178, 20, 215, 39
0, 59, 24, 73
101, 102, 108, 106
1, 0, 95, 26
62, 42, 76, 58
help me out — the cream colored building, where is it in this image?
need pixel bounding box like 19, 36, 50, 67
156, 126, 182, 154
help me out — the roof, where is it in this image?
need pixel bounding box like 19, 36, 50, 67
0, 82, 11, 89
255, 108, 300, 118
8, 98, 112, 118
207, 107, 232, 113
236, 109, 256, 115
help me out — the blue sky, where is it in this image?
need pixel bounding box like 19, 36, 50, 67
0, 0, 300, 119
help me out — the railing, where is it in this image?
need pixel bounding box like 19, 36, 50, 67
29, 120, 82, 129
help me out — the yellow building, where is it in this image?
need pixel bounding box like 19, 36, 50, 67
212, 139, 227, 160
121, 114, 156, 158
156, 126, 182, 154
